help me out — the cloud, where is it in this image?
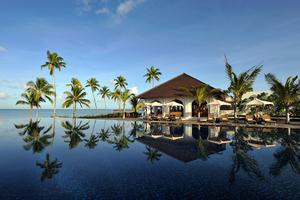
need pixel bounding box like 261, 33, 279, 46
0, 92, 9, 100
0, 80, 26, 90
95, 7, 110, 15
129, 86, 138, 95
0, 46, 7, 53
116, 0, 144, 16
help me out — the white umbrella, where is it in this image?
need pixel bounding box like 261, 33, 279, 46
246, 98, 274, 106
165, 101, 183, 107
207, 99, 231, 106
150, 101, 163, 107
207, 99, 231, 118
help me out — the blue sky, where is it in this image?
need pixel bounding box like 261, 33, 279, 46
0, 0, 300, 109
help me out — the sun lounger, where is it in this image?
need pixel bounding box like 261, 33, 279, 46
245, 114, 256, 124
220, 115, 229, 122
207, 113, 215, 123
262, 114, 276, 125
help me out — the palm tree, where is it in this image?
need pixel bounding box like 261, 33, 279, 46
265, 74, 300, 123
130, 95, 145, 117
225, 58, 262, 122
184, 84, 219, 121
108, 122, 134, 151
62, 83, 90, 118
114, 75, 127, 90
41, 50, 66, 117
86, 78, 100, 112
98, 128, 110, 141
61, 120, 89, 149
143, 146, 162, 163
66, 77, 82, 89
111, 89, 121, 112
144, 66, 162, 88
120, 89, 133, 119
84, 120, 99, 149
99, 86, 110, 110
16, 92, 37, 119
36, 153, 62, 181
26, 78, 54, 117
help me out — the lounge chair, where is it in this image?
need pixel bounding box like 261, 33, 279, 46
207, 113, 215, 123
262, 114, 276, 125
220, 115, 229, 122
246, 114, 256, 124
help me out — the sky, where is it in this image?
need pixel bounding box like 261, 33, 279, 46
0, 0, 300, 109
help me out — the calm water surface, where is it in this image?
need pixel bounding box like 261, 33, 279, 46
0, 110, 299, 200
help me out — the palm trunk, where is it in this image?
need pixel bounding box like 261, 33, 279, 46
233, 103, 237, 123
285, 106, 290, 124
52, 73, 56, 117
73, 103, 76, 118
29, 106, 32, 119
92, 91, 97, 115
123, 103, 126, 119
198, 111, 201, 121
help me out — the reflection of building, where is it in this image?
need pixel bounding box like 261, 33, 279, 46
137, 73, 232, 120
137, 123, 228, 163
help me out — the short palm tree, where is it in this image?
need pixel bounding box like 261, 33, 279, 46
130, 95, 145, 117
265, 74, 300, 123
26, 78, 54, 116
120, 89, 133, 119
62, 84, 90, 118
41, 50, 66, 116
225, 58, 262, 122
86, 78, 100, 112
16, 92, 37, 118
114, 75, 128, 90
111, 89, 121, 112
144, 66, 162, 87
36, 153, 62, 181
184, 84, 219, 121
66, 77, 82, 89
99, 86, 110, 110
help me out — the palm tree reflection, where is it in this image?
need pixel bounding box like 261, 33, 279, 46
229, 128, 263, 183
15, 120, 54, 153
84, 120, 99, 149
143, 146, 162, 163
36, 153, 62, 181
61, 120, 89, 149
109, 122, 134, 151
98, 128, 110, 141
269, 128, 300, 176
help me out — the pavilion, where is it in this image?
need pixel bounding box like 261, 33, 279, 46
137, 73, 232, 120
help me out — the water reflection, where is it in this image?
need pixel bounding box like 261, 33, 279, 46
61, 120, 89, 149
13, 119, 300, 187
15, 120, 54, 153
36, 153, 62, 181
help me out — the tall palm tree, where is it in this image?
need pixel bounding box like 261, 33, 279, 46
62, 82, 90, 118
114, 75, 127, 90
26, 78, 54, 117
120, 89, 133, 119
16, 92, 37, 119
86, 78, 100, 112
36, 153, 62, 181
184, 84, 219, 121
225, 58, 262, 122
99, 86, 110, 110
111, 89, 121, 112
144, 66, 162, 88
265, 74, 300, 123
41, 50, 66, 117
130, 95, 145, 117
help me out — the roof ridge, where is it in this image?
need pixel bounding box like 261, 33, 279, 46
137, 73, 189, 97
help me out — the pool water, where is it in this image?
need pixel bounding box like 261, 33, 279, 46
0, 111, 300, 199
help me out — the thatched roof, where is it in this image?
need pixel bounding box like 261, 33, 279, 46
137, 73, 217, 99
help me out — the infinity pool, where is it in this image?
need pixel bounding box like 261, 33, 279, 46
0, 114, 300, 199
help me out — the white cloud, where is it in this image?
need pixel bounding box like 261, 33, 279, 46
129, 86, 138, 95
0, 92, 9, 100
95, 7, 110, 15
116, 0, 144, 16
0, 46, 7, 53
